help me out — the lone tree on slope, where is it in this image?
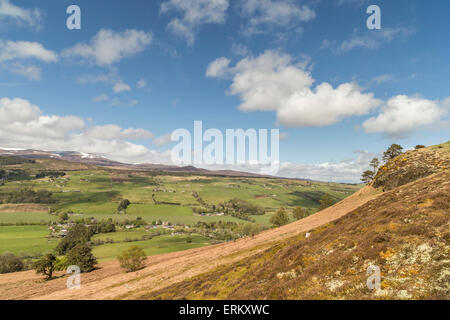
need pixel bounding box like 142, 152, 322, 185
361, 170, 375, 185
370, 158, 380, 174
383, 144, 403, 162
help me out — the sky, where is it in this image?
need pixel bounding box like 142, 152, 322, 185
0, 0, 449, 182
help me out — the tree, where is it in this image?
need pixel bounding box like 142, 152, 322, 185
0, 253, 24, 274
318, 194, 334, 211
415, 145, 426, 149
66, 244, 97, 272
117, 199, 131, 213
361, 170, 375, 185
33, 253, 57, 280
270, 207, 290, 228
117, 246, 146, 272
292, 206, 307, 220
369, 158, 380, 173
383, 144, 403, 162
56, 223, 93, 255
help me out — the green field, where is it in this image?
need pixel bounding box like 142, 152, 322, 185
0, 157, 361, 260
0, 225, 57, 255
92, 233, 211, 262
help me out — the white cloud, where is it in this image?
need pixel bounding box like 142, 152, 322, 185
277, 150, 376, 183
323, 27, 414, 53
85, 125, 153, 140
277, 83, 380, 127
0, 0, 42, 29
113, 81, 131, 93
137, 79, 147, 88
370, 74, 395, 85
363, 95, 447, 137
207, 50, 381, 127
5, 62, 41, 81
153, 134, 173, 147
230, 43, 250, 56
0, 40, 57, 62
160, 0, 229, 46
78, 70, 135, 95
92, 94, 109, 103
63, 29, 152, 66
110, 98, 138, 108
0, 97, 160, 164
240, 0, 315, 35
205, 57, 230, 77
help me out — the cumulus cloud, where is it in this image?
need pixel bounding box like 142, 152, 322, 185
0, 97, 159, 164
278, 150, 376, 183
205, 57, 230, 77
196, 149, 376, 183
240, 0, 316, 35
160, 0, 229, 46
207, 50, 381, 127
363, 95, 447, 138
63, 29, 152, 66
278, 83, 380, 127
0, 40, 57, 62
0, 0, 42, 29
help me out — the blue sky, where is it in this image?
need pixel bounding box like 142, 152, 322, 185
0, 0, 448, 182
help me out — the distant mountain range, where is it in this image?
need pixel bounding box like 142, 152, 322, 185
0, 148, 268, 178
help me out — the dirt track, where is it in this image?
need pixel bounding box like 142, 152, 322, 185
0, 186, 380, 300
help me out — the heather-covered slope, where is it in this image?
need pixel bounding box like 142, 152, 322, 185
143, 144, 450, 300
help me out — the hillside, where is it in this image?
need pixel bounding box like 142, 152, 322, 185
0, 143, 448, 300
140, 143, 450, 300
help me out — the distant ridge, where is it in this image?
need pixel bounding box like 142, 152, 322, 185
0, 148, 269, 178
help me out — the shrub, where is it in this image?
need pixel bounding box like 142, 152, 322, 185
117, 246, 146, 272
117, 199, 131, 213
66, 243, 97, 273
415, 145, 426, 149
318, 194, 335, 211
33, 253, 57, 280
0, 253, 24, 274
292, 206, 307, 220
270, 208, 290, 228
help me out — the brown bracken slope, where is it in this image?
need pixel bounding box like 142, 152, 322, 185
142, 143, 450, 300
